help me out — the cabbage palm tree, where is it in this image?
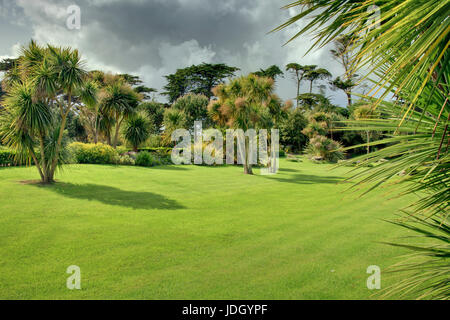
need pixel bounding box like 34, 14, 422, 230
0, 41, 90, 183
78, 79, 99, 143
208, 74, 287, 174
275, 0, 449, 299
1, 81, 52, 181
99, 77, 141, 148
123, 114, 150, 152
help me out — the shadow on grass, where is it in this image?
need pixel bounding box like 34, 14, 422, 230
263, 173, 344, 185
154, 165, 190, 171
36, 183, 185, 210
278, 168, 300, 173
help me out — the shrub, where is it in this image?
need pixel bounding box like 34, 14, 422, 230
135, 151, 155, 167
69, 143, 119, 165
305, 135, 345, 163
0, 148, 17, 166
137, 147, 172, 155
116, 146, 129, 156
125, 151, 138, 160
280, 109, 308, 153
0, 147, 44, 167
118, 154, 135, 166
147, 134, 163, 148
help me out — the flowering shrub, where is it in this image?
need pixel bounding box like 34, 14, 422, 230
118, 154, 135, 166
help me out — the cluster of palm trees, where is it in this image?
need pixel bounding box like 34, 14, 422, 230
0, 41, 142, 182
208, 74, 289, 174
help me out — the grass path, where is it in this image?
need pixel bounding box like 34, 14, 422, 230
0, 159, 415, 299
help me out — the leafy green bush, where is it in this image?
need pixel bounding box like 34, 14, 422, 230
116, 146, 129, 156
136, 147, 172, 155
0, 148, 17, 166
118, 154, 135, 166
146, 134, 163, 148
135, 151, 155, 167
69, 143, 119, 165
0, 147, 41, 167
305, 135, 345, 163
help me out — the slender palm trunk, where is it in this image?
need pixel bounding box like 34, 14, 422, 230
94, 108, 99, 144
113, 114, 122, 149
49, 92, 72, 182
30, 149, 45, 182
346, 91, 352, 107
243, 138, 253, 175
38, 133, 50, 183
296, 79, 300, 108
309, 81, 313, 93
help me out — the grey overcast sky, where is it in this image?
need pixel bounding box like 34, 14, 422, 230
0, 0, 350, 106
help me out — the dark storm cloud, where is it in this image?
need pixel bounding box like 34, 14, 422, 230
77, 0, 287, 69
0, 0, 349, 106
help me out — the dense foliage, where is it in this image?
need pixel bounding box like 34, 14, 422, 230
277, 0, 449, 299
163, 63, 239, 103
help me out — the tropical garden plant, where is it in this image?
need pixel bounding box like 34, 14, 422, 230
0, 41, 91, 183
275, 0, 449, 299
99, 76, 141, 149
123, 114, 151, 152
208, 74, 289, 174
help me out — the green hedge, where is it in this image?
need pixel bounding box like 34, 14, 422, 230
0, 148, 15, 166
69, 143, 119, 165
136, 147, 172, 154
0, 147, 27, 167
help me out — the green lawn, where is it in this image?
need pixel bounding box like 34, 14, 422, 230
0, 158, 415, 299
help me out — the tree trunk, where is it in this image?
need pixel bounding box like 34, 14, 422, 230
106, 130, 112, 146
113, 115, 123, 149
346, 91, 352, 107
38, 133, 50, 183
296, 79, 300, 109
94, 113, 99, 144
309, 81, 313, 93
243, 138, 253, 175
30, 149, 45, 182
49, 93, 73, 182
